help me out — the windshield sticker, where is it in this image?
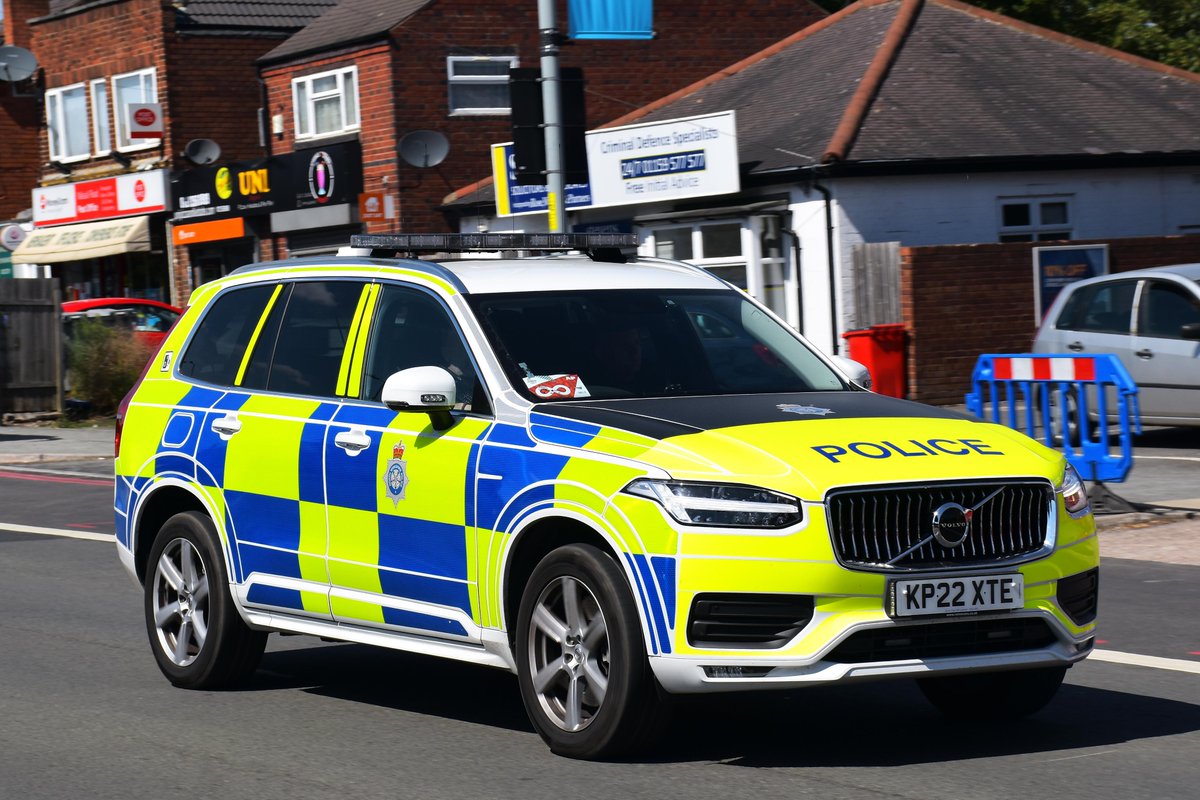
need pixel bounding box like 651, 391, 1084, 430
777, 404, 833, 416
159, 351, 174, 372
524, 374, 591, 400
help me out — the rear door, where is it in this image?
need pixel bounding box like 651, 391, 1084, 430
1133, 279, 1200, 422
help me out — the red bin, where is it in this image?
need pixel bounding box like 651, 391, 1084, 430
841, 323, 907, 398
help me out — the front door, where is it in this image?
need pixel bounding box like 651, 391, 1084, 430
324, 283, 492, 642
1133, 279, 1200, 421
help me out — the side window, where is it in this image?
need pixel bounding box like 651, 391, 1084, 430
179, 284, 277, 385
252, 281, 364, 397
1139, 281, 1200, 339
1073, 281, 1137, 334
1053, 287, 1088, 330
362, 285, 488, 414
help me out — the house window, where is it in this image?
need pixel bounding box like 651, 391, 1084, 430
46, 83, 90, 162
447, 56, 518, 115
651, 222, 749, 289
999, 197, 1071, 242
112, 68, 158, 149
91, 79, 111, 155
293, 66, 359, 140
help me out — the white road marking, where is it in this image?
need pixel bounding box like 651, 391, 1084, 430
0, 522, 115, 543
1039, 750, 1119, 763
1133, 455, 1200, 463
1091, 648, 1200, 675
0, 465, 114, 480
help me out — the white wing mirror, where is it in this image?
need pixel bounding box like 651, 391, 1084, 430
830, 355, 872, 391
381, 366, 457, 430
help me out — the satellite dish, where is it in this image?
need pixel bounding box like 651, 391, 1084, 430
399, 130, 450, 168
183, 138, 222, 166
0, 46, 39, 83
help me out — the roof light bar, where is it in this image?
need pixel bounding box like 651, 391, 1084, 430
350, 232, 639, 253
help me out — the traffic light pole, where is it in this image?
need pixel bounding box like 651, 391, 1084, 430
537, 0, 566, 233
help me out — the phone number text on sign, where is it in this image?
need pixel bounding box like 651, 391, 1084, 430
620, 150, 706, 180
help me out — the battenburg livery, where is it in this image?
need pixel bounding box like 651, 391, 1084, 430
114, 233, 1098, 759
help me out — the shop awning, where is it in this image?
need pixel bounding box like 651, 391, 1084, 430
11, 216, 151, 264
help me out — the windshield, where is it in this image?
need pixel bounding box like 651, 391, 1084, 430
468, 289, 846, 401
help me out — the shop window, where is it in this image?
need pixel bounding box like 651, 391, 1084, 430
447, 56, 518, 115
112, 68, 158, 150
90, 80, 111, 155
46, 83, 90, 162
999, 197, 1072, 242
293, 66, 359, 140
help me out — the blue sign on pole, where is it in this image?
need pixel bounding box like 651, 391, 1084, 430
492, 143, 593, 217
568, 0, 654, 40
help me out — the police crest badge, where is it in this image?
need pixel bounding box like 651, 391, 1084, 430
384, 441, 408, 506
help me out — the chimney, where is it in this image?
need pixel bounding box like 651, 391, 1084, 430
3, 0, 51, 50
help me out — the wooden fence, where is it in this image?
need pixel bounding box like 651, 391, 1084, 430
0, 279, 63, 415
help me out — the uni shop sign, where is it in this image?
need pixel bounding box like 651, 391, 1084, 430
171, 141, 361, 223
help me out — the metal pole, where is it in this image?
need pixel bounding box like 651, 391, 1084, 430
537, 0, 566, 233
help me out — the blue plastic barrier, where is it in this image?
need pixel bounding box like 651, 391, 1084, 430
965, 354, 1141, 482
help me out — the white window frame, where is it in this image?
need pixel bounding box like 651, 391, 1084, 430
90, 79, 111, 156
292, 66, 360, 141
112, 67, 159, 151
446, 55, 518, 116
998, 195, 1073, 242
46, 82, 90, 163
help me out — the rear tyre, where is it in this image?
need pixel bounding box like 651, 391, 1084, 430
144, 511, 266, 689
917, 666, 1068, 721
515, 544, 669, 760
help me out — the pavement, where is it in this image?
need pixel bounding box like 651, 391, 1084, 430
2, 421, 1197, 566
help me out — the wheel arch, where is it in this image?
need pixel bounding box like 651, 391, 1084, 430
131, 482, 214, 584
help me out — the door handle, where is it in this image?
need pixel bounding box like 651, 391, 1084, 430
334, 429, 372, 455
1066, 341, 1084, 352
1136, 348, 1154, 359
210, 416, 241, 438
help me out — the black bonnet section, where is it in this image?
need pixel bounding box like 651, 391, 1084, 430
534, 392, 971, 441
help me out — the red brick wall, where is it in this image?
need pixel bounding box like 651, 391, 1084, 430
0, 95, 40, 219
261, 0, 829, 236
2, 0, 48, 49
902, 235, 1200, 405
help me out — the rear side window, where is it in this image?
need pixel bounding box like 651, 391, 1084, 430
178, 285, 276, 386
250, 280, 364, 397
1062, 281, 1137, 334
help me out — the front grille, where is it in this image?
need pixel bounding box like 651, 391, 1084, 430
827, 617, 1057, 663
826, 480, 1052, 570
687, 593, 815, 649
1057, 568, 1099, 625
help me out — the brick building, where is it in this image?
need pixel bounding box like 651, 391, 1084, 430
0, 5, 41, 276
162, 0, 828, 298
5, 0, 335, 299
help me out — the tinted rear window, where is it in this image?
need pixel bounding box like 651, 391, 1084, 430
178, 285, 276, 386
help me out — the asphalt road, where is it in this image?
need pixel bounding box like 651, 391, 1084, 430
1, 465, 1197, 799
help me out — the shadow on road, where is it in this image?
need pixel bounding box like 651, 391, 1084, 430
0, 432, 57, 444
1132, 426, 1200, 450
248, 641, 1199, 764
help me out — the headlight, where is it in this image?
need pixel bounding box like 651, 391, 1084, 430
1059, 463, 1090, 516
623, 479, 802, 529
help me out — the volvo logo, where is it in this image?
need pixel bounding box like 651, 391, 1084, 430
932, 502, 972, 548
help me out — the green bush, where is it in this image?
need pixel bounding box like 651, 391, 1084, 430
66, 319, 153, 415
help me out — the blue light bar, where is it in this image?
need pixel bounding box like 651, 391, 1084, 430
350, 232, 639, 252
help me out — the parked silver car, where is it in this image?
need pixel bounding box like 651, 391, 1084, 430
1033, 263, 1200, 426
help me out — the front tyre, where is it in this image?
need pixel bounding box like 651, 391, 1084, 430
917, 666, 1068, 721
144, 511, 266, 689
515, 544, 667, 760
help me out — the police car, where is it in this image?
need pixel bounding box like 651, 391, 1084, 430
114, 233, 1098, 759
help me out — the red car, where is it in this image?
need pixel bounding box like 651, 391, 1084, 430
62, 297, 183, 349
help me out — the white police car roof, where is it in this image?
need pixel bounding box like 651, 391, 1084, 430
439, 255, 722, 294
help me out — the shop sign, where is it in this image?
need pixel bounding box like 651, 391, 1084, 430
171, 142, 362, 223
359, 192, 396, 222
1, 224, 27, 251
172, 217, 246, 246
128, 103, 164, 138
583, 110, 740, 209
491, 143, 593, 217
33, 170, 170, 227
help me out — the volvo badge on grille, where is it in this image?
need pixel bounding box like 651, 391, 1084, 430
932, 502, 972, 548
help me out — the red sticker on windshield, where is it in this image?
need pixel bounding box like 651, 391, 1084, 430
524, 374, 590, 399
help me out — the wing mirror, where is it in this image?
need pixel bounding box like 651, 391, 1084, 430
830, 355, 873, 391
381, 366, 457, 431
